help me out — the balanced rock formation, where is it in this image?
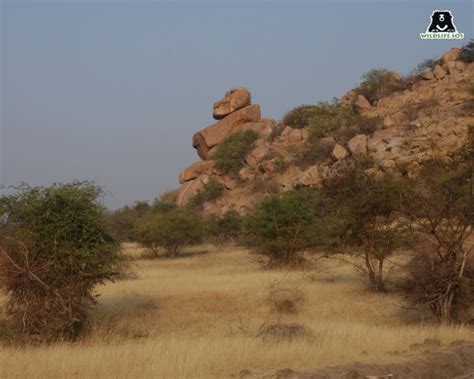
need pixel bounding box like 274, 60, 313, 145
212, 87, 251, 120
177, 87, 275, 206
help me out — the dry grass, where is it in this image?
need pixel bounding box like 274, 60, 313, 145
0, 243, 472, 378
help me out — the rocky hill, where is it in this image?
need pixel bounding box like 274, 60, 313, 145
175, 48, 474, 214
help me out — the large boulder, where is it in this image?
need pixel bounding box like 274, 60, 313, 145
246, 144, 270, 167
331, 144, 348, 160
341, 90, 371, 109
347, 134, 368, 157
433, 65, 447, 79
298, 165, 320, 186
212, 87, 251, 120
179, 160, 215, 184
440, 48, 461, 65
240, 119, 276, 139
176, 174, 208, 207
193, 104, 261, 160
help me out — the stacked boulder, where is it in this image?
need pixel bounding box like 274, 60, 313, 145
176, 87, 275, 206
419, 48, 466, 81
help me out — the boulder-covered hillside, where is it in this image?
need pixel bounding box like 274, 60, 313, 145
176, 47, 474, 214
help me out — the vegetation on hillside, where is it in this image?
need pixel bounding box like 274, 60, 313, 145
213, 130, 259, 176
189, 177, 225, 208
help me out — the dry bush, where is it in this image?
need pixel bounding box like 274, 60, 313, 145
267, 286, 306, 314
257, 322, 315, 343
249, 177, 280, 195
293, 138, 335, 169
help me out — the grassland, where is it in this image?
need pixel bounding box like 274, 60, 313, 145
0, 243, 472, 378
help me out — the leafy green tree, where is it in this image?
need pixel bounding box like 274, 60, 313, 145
400, 139, 473, 322
355, 69, 408, 104
104, 201, 150, 241
0, 182, 126, 342
214, 130, 259, 176
205, 210, 242, 244
323, 164, 405, 292
133, 208, 204, 258
244, 189, 323, 266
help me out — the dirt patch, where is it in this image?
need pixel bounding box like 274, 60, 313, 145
239, 341, 474, 378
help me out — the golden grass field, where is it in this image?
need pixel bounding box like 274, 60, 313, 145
0, 243, 472, 378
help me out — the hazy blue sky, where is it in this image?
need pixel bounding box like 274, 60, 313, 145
1, 0, 472, 209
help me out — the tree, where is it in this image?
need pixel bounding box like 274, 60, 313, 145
133, 208, 204, 258
244, 189, 321, 266
104, 201, 150, 242
323, 163, 405, 292
400, 154, 473, 322
355, 69, 408, 104
0, 182, 126, 342
205, 210, 242, 244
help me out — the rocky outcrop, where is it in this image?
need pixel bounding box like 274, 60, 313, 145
173, 49, 473, 214
179, 160, 215, 184
175, 87, 275, 206
176, 174, 208, 207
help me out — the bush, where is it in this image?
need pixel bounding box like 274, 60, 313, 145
189, 177, 225, 208
151, 190, 178, 213
0, 182, 126, 342
355, 69, 409, 104
213, 130, 259, 176
243, 189, 322, 266
133, 208, 204, 258
205, 210, 242, 244
104, 201, 150, 242
293, 138, 335, 168
284, 102, 379, 147
282, 105, 323, 129
459, 39, 474, 63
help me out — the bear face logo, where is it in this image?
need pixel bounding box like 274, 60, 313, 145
427, 10, 457, 33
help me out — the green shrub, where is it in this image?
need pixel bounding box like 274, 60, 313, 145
0, 182, 127, 342
322, 163, 405, 292
355, 69, 409, 104
282, 105, 323, 129
214, 130, 259, 176
459, 39, 474, 63
151, 190, 178, 213
205, 210, 242, 244
284, 102, 379, 144
133, 208, 204, 258
243, 189, 322, 266
189, 177, 225, 208
104, 201, 150, 242
274, 155, 287, 172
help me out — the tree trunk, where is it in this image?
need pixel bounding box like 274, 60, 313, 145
434, 290, 455, 323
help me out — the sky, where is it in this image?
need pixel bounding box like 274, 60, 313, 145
1, 0, 472, 209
